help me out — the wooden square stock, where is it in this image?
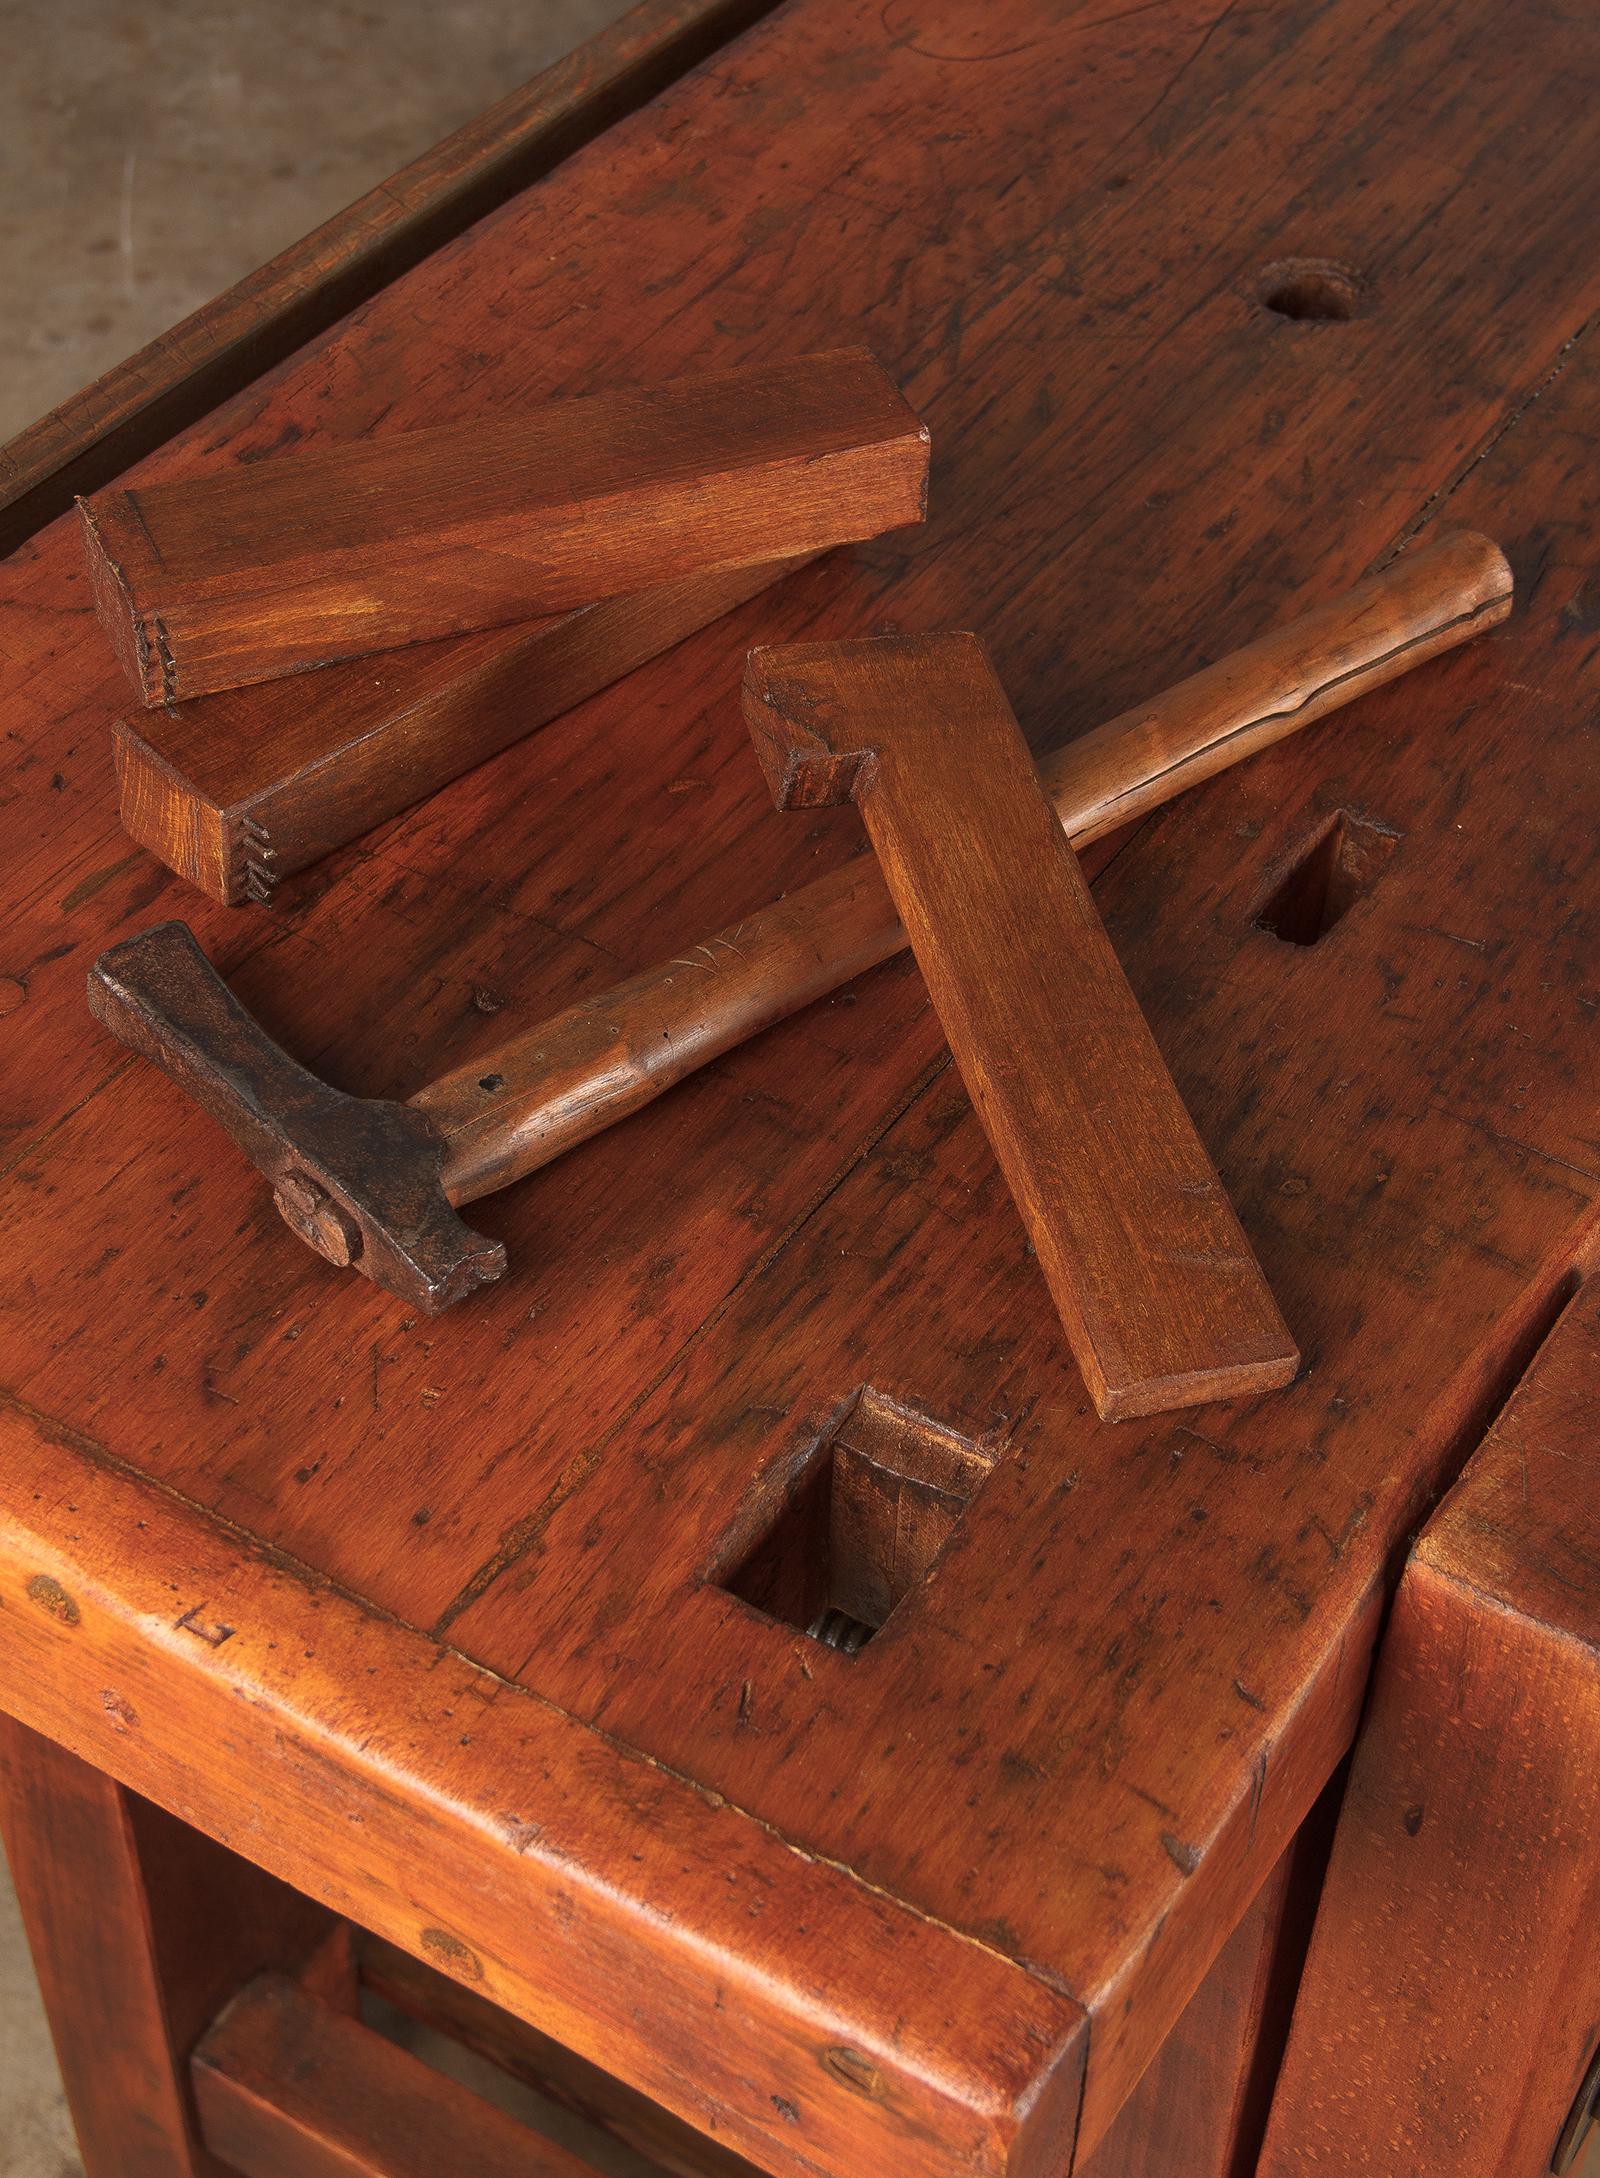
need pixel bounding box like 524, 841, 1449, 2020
116, 553, 810, 905
80, 348, 929, 704
743, 631, 1298, 1422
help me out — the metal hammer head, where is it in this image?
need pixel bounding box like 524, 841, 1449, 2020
87, 922, 506, 1313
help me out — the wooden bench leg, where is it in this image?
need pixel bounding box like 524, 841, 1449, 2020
1257, 1284, 1600, 2177
1080, 1801, 1337, 2178
0, 1713, 340, 2178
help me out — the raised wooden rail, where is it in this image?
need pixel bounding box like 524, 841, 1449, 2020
0, 0, 783, 555
193, 1974, 603, 2178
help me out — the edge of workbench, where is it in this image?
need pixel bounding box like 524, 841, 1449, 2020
0, 1398, 1089, 2178
0, 0, 788, 557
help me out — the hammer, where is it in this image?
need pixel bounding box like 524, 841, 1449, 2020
88, 531, 1510, 1313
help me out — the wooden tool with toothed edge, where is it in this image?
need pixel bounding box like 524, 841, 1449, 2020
114, 551, 817, 906
744, 629, 1297, 1422
79, 348, 930, 706
86, 531, 1511, 1314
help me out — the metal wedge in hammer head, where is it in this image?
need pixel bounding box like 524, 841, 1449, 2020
87, 922, 506, 1312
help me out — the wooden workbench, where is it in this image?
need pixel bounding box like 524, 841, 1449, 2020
2, 2, 1598, 2174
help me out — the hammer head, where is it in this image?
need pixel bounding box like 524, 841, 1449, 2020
88, 922, 506, 1313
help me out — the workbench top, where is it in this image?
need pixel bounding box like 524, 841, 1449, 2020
2, 3, 1598, 2174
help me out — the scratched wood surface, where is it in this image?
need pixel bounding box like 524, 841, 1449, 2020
3, 0, 1600, 2172
1258, 1280, 1600, 2177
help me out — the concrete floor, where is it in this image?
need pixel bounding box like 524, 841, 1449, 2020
0, 1863, 75, 2178
1, 6, 622, 2167
0, 0, 627, 442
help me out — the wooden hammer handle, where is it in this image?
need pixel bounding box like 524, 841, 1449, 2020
412, 529, 1510, 1204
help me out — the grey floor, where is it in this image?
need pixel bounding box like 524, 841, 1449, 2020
0, 1864, 74, 2178
0, 0, 626, 442
0, 4, 621, 2169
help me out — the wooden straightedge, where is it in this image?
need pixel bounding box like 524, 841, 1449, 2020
80, 349, 927, 703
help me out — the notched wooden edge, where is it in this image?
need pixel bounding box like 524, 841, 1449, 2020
76, 495, 162, 704
741, 652, 878, 809
0, 1406, 1088, 2178
741, 630, 993, 810
110, 551, 826, 908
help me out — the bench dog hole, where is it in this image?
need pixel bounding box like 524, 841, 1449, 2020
1255, 256, 1365, 322
716, 1389, 1001, 1654
1255, 808, 1400, 946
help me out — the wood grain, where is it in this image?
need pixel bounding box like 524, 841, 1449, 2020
744, 630, 1298, 1420
115, 554, 812, 904
413, 531, 1510, 1204
0, 0, 786, 555
93, 546, 1505, 1300
1038, 530, 1511, 853
0, 1718, 335, 2178
0, 1720, 212, 2178
0, 1418, 1087, 2178
1084, 1839, 1303, 2178
193, 1972, 604, 2178
79, 350, 928, 702
361, 1934, 765, 2178
4, 0, 1600, 2172
1257, 1279, 1600, 2177
91, 550, 1499, 1318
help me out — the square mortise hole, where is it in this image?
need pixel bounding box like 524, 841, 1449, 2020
1254, 810, 1400, 946
716, 1390, 998, 1655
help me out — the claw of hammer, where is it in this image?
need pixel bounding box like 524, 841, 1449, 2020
87, 922, 506, 1312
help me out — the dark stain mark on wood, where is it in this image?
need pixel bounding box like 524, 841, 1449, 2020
1161, 1833, 1202, 1876
25, 1574, 80, 1625
822, 2046, 882, 2098
419, 1928, 486, 1984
